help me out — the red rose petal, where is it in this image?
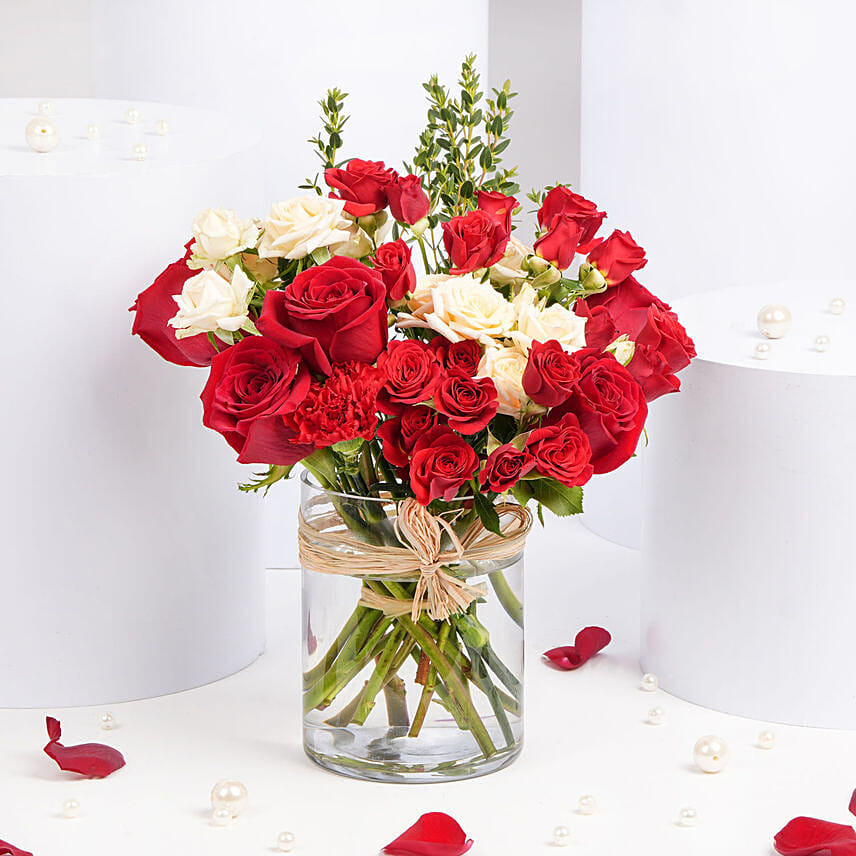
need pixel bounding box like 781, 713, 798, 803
383, 812, 474, 856
43, 717, 126, 779
543, 626, 611, 671
849, 789, 856, 818
773, 817, 856, 855
0, 839, 33, 856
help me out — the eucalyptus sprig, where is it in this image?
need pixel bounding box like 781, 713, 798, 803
300, 87, 349, 194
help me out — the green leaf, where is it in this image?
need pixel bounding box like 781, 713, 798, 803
472, 488, 503, 536
510, 481, 534, 506
239, 464, 293, 495
530, 479, 584, 516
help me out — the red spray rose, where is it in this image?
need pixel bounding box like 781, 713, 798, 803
373, 239, 417, 301
429, 338, 482, 376
537, 186, 606, 247
43, 717, 126, 779
522, 339, 582, 407
479, 444, 536, 493
587, 229, 647, 285
386, 174, 430, 224
581, 274, 671, 316
289, 362, 382, 447
200, 335, 312, 465
258, 256, 388, 375
378, 405, 444, 468
534, 214, 582, 270
476, 189, 518, 234
377, 339, 443, 415
573, 301, 618, 350
131, 255, 219, 367
526, 412, 594, 487
433, 372, 499, 434
442, 209, 508, 274
410, 426, 479, 505
324, 158, 394, 217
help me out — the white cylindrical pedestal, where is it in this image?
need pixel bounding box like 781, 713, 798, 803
641, 283, 856, 727
0, 98, 265, 707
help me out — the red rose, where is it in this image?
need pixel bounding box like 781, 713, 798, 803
572, 301, 618, 350
324, 158, 394, 217
409, 426, 479, 505
533, 213, 582, 270
377, 339, 443, 415
581, 275, 671, 317
522, 339, 582, 407
378, 405, 443, 468
200, 335, 312, 465
441, 209, 508, 274
429, 338, 481, 376
131, 255, 219, 367
587, 230, 647, 285
289, 362, 382, 447
557, 348, 647, 474
526, 412, 594, 488
479, 444, 536, 493
373, 239, 416, 302
537, 186, 606, 247
433, 372, 498, 434
386, 174, 430, 224
476, 189, 518, 234
258, 256, 388, 375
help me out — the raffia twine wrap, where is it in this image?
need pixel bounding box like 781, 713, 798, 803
298, 496, 532, 621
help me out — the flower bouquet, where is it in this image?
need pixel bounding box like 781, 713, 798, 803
132, 56, 695, 782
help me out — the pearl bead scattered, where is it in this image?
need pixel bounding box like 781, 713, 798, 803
85, 123, 100, 141
757, 304, 792, 339
210, 780, 248, 818
62, 798, 80, 819
577, 794, 596, 815
754, 341, 771, 360
829, 297, 846, 315
647, 706, 666, 725
693, 735, 730, 773
815, 334, 831, 353
552, 825, 570, 847
25, 117, 59, 153
124, 106, 140, 124
131, 143, 148, 162
678, 807, 697, 828
38, 100, 53, 116
758, 728, 776, 750
100, 712, 116, 730
277, 830, 296, 852
641, 672, 659, 692
211, 808, 233, 828
154, 119, 170, 136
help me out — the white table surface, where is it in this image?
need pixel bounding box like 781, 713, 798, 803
1, 518, 852, 855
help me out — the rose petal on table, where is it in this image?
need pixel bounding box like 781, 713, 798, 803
43, 717, 126, 779
543, 626, 612, 670
383, 812, 474, 856
773, 816, 856, 855
849, 789, 856, 818
0, 839, 33, 856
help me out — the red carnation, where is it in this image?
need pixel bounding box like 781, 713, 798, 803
442, 209, 508, 274
537, 186, 606, 247
324, 158, 395, 217
533, 213, 582, 270
522, 339, 582, 407
378, 405, 444, 468
479, 444, 536, 493
476, 189, 518, 234
587, 229, 647, 286
429, 337, 482, 376
377, 339, 443, 415
433, 372, 499, 434
526, 412, 594, 487
373, 239, 417, 301
410, 426, 479, 505
386, 174, 430, 225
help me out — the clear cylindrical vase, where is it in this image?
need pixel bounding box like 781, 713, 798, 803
300, 473, 524, 783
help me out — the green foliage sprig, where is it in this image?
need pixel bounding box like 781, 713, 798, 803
300, 88, 349, 194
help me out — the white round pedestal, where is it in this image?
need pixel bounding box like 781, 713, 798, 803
0, 98, 265, 707
641, 282, 856, 727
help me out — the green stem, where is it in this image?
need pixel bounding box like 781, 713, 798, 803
489, 570, 524, 628
303, 605, 367, 689
465, 642, 515, 748
416, 234, 432, 274
483, 641, 522, 701
408, 621, 450, 738
352, 627, 406, 726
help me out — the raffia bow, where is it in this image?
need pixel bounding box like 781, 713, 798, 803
298, 496, 531, 622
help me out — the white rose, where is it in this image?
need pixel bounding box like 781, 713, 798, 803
510, 284, 587, 352
605, 334, 636, 366
329, 220, 373, 259
189, 208, 259, 268
490, 236, 531, 286
258, 195, 351, 260
477, 344, 542, 417
394, 274, 453, 326
169, 265, 255, 340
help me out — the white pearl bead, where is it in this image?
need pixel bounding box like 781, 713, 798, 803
577, 794, 596, 815
100, 712, 116, 730
829, 297, 846, 315
277, 831, 296, 852
647, 706, 666, 725
154, 119, 170, 136
754, 341, 771, 360
758, 728, 776, 750
678, 807, 697, 828
552, 825, 570, 847
62, 798, 80, 819
693, 734, 730, 773
815, 334, 831, 353
38, 99, 53, 116
131, 143, 148, 162
85, 123, 100, 141
757, 304, 792, 339
124, 106, 140, 124
641, 672, 658, 692
211, 808, 233, 828
210, 780, 248, 817
25, 117, 59, 153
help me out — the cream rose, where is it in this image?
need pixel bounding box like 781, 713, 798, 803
188, 208, 259, 268
257, 195, 351, 259
490, 236, 532, 286
605, 334, 636, 366
477, 344, 542, 417
394, 274, 453, 327
510, 284, 587, 351
329, 220, 373, 259
169, 265, 255, 340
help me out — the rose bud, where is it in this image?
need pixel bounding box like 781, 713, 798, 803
442, 209, 509, 274
586, 229, 647, 286
387, 174, 431, 225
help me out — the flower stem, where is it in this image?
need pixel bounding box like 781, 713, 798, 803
489, 570, 524, 628
352, 627, 407, 725
303, 605, 367, 689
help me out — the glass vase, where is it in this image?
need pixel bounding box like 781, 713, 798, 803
300, 472, 524, 783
